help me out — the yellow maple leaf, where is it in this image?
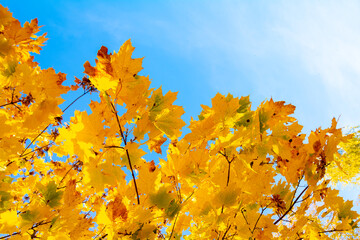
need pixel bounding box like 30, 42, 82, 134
84, 39, 143, 93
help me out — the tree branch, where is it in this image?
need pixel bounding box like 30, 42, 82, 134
94, 225, 106, 239
109, 100, 140, 205
252, 206, 268, 234
318, 229, 349, 234
241, 208, 250, 226
58, 160, 79, 187
61, 90, 92, 113
291, 175, 304, 205
0, 232, 21, 239
0, 99, 21, 108
104, 145, 124, 149
20, 142, 54, 158
273, 186, 309, 225
0, 220, 52, 239
222, 224, 232, 240
226, 160, 231, 187
168, 212, 179, 240
221, 153, 234, 214
19, 90, 92, 159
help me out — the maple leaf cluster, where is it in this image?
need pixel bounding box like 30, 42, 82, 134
326, 127, 360, 185
0, 5, 359, 239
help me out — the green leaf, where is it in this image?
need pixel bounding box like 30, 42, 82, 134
131, 223, 144, 240
51, 216, 59, 228
259, 109, 269, 133
149, 187, 173, 209
165, 200, 181, 219
149, 91, 165, 121
198, 114, 205, 121
234, 112, 253, 128
0, 191, 11, 210
38, 181, 63, 208
338, 200, 358, 220
216, 187, 238, 207
2, 60, 17, 77
21, 210, 38, 223
237, 96, 250, 113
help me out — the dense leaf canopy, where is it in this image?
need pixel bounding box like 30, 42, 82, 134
327, 127, 360, 185
0, 5, 359, 239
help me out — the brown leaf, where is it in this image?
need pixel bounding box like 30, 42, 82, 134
107, 196, 127, 221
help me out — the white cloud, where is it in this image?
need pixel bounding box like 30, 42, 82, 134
179, 0, 360, 128
273, 0, 360, 127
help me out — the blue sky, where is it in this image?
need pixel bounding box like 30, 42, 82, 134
5, 0, 360, 132
4, 1, 360, 201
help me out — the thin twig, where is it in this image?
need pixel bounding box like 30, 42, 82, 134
58, 160, 79, 187
93, 225, 106, 239
104, 145, 124, 149
252, 205, 268, 234
108, 99, 140, 205
226, 160, 231, 187
291, 175, 303, 205
295, 193, 312, 204
174, 177, 182, 202
0, 100, 21, 108
7, 90, 91, 167
241, 208, 250, 225
20, 142, 54, 158
221, 153, 233, 214
318, 229, 347, 234
21, 90, 91, 157
182, 191, 195, 205
222, 224, 232, 240
168, 212, 179, 240
273, 185, 309, 225
0, 220, 52, 239
0, 231, 21, 239
19, 124, 50, 158
83, 207, 94, 219
99, 234, 108, 239
62, 90, 91, 113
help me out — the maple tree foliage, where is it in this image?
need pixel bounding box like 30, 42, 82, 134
0, 5, 359, 239
326, 127, 360, 185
